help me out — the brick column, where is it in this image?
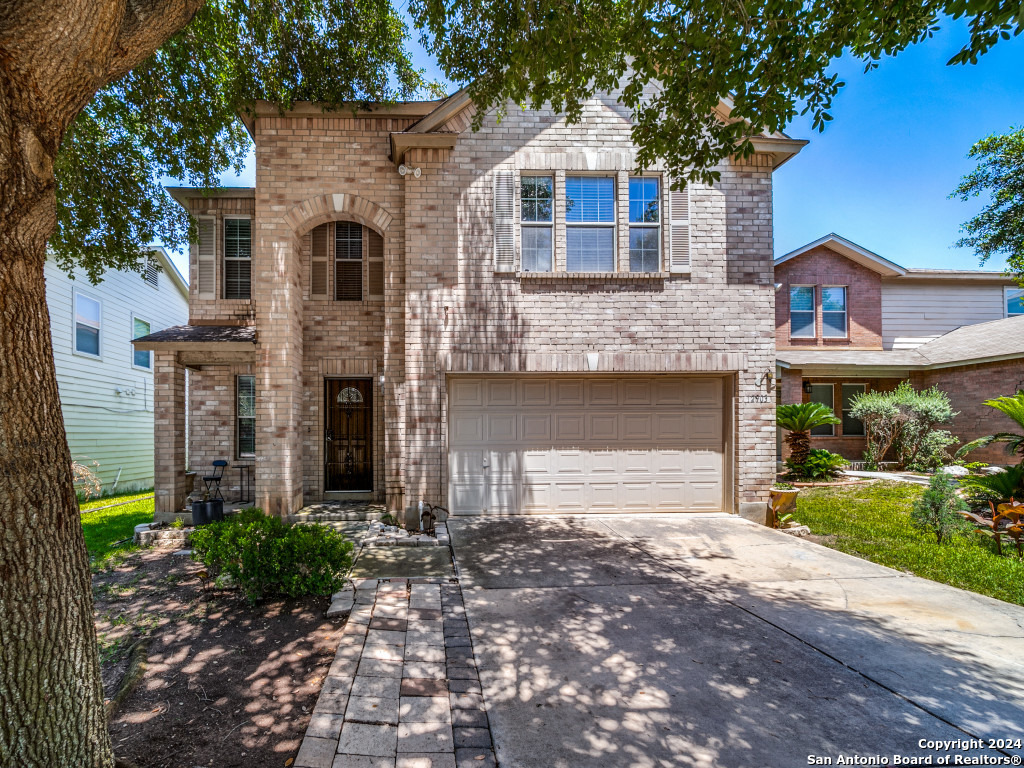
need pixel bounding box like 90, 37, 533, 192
153, 351, 187, 522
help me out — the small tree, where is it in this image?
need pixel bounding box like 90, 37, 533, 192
777, 403, 840, 467
848, 382, 957, 470
911, 472, 972, 544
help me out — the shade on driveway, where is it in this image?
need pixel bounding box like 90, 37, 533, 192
450, 515, 1024, 767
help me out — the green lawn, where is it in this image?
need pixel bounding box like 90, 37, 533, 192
796, 481, 1024, 607
79, 491, 154, 566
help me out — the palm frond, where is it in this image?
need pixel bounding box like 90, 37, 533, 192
777, 402, 840, 433
983, 393, 1024, 431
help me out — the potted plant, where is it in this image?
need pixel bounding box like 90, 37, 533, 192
769, 482, 801, 529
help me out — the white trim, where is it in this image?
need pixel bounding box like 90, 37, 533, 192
222, 214, 252, 300
519, 173, 554, 273
130, 314, 153, 371
789, 285, 817, 339
565, 174, 617, 273
627, 174, 662, 274
72, 290, 103, 359
776, 234, 905, 277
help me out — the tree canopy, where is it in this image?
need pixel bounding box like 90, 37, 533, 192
952, 127, 1024, 284
409, 0, 1022, 188
54, 0, 443, 284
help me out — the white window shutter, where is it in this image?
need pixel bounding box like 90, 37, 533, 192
668, 182, 691, 274
493, 170, 516, 272
196, 216, 216, 298
310, 223, 330, 298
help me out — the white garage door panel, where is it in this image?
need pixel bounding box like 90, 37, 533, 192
448, 376, 727, 514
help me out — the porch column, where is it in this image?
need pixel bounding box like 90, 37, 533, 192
153, 351, 187, 522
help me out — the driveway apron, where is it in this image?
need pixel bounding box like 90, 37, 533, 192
450, 515, 1024, 768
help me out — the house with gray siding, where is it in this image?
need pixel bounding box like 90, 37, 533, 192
48, 248, 189, 493
775, 233, 1024, 463
135, 89, 807, 524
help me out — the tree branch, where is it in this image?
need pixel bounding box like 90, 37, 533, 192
106, 0, 207, 83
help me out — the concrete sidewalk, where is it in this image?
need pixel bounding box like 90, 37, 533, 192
451, 515, 1024, 768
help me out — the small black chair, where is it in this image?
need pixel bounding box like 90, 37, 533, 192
203, 460, 228, 501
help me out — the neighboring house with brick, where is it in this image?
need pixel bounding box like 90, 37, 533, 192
775, 233, 1024, 463
47, 247, 189, 492
135, 89, 808, 524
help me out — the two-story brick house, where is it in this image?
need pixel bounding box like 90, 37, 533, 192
775, 233, 1024, 463
135, 90, 807, 523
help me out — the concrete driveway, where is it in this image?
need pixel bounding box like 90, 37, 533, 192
449, 514, 1024, 768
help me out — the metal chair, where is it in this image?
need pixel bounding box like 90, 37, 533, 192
203, 460, 228, 501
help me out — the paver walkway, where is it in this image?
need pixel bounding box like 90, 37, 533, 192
295, 579, 497, 768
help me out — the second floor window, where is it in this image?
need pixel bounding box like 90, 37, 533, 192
629, 177, 660, 272
521, 176, 553, 272
1007, 287, 1024, 316
566, 176, 615, 272
74, 292, 102, 357
132, 317, 151, 369
790, 286, 815, 338
335, 222, 363, 301
822, 287, 847, 338
224, 218, 251, 299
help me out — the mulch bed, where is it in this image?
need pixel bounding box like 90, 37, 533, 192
94, 549, 345, 768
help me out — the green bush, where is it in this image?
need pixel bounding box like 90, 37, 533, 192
849, 382, 957, 470
190, 508, 354, 602
907, 429, 958, 472
911, 472, 971, 544
785, 448, 848, 480
961, 464, 1024, 502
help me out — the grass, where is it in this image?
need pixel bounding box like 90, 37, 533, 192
796, 481, 1024, 607
79, 490, 154, 568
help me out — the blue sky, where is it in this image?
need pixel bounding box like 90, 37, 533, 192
174, 16, 1024, 277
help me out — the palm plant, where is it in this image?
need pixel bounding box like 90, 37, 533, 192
777, 403, 841, 467
954, 392, 1024, 461
961, 464, 1024, 501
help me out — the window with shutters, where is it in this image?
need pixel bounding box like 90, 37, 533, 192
335, 221, 363, 301
628, 176, 660, 272
223, 217, 251, 299
520, 176, 553, 272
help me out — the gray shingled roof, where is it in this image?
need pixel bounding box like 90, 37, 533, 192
133, 325, 256, 345
778, 315, 1024, 370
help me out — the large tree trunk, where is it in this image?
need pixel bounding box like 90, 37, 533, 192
0, 2, 205, 764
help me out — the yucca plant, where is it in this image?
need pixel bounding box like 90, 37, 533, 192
954, 392, 1024, 461
777, 403, 841, 467
961, 464, 1024, 502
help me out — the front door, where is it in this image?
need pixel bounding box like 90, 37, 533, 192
325, 379, 373, 492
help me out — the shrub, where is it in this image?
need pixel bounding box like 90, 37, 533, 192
849, 382, 957, 470
190, 508, 353, 602
961, 464, 1024, 502
785, 448, 848, 481
907, 429, 958, 472
776, 403, 840, 467
911, 472, 972, 544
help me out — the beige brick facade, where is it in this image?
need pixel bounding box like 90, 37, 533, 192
153, 95, 793, 522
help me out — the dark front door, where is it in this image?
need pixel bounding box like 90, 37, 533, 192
325, 379, 373, 491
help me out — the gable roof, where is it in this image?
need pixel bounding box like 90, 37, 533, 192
150, 246, 189, 300
775, 234, 906, 277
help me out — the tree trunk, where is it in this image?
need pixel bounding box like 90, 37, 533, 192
0, 170, 113, 766
785, 430, 811, 467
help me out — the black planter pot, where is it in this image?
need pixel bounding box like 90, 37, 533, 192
192, 500, 210, 526
205, 499, 224, 523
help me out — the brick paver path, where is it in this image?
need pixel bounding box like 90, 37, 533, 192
295, 580, 497, 768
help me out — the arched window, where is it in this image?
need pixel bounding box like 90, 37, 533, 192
309, 222, 384, 302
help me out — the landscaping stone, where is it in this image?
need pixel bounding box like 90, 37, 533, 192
401, 678, 449, 697
397, 722, 454, 753
337, 722, 399, 758
940, 465, 971, 477
346, 696, 400, 726
780, 524, 811, 537
296, 736, 338, 768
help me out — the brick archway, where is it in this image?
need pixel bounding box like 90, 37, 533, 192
285, 193, 394, 238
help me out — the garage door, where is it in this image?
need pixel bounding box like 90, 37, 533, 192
447, 376, 726, 515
